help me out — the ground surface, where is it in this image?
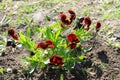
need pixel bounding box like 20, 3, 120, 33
0, 0, 120, 80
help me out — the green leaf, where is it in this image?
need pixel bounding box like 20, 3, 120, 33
29, 66, 35, 74
18, 32, 36, 52
0, 41, 5, 45
25, 39, 32, 49
55, 28, 61, 40
79, 55, 85, 62
80, 40, 87, 45
18, 32, 26, 43
3, 16, 11, 24
26, 27, 31, 38
34, 27, 41, 32
84, 46, 93, 53
45, 27, 54, 40
0, 68, 4, 74
49, 22, 60, 29
21, 57, 28, 63
60, 74, 64, 80
84, 32, 92, 38
46, 16, 51, 21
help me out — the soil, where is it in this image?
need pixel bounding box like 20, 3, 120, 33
0, 41, 120, 80
0, 0, 120, 80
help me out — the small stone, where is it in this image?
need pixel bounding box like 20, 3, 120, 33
6, 68, 12, 73
1, 52, 5, 57
89, 72, 96, 76
12, 69, 18, 74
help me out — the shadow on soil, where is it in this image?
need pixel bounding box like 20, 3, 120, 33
97, 50, 109, 63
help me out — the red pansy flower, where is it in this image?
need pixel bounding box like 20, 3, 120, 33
59, 14, 71, 25
49, 54, 64, 66
36, 42, 48, 49
45, 40, 53, 45
96, 22, 101, 32
84, 16, 91, 26
65, 20, 72, 25
8, 29, 18, 40
66, 33, 80, 49
8, 29, 15, 36
59, 10, 76, 27
36, 40, 54, 49
84, 16, 91, 31
67, 33, 79, 43
45, 40, 54, 48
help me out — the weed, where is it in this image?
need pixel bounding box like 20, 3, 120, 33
18, 4, 38, 14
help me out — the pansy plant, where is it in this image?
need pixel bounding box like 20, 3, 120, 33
7, 10, 102, 73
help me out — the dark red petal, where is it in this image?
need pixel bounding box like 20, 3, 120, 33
50, 54, 56, 61
96, 22, 101, 32
56, 56, 62, 61
65, 20, 71, 25
36, 42, 48, 49
68, 10, 75, 14
49, 61, 54, 65
12, 34, 18, 40
59, 14, 67, 22
70, 14, 76, 21
53, 54, 62, 60
48, 45, 54, 48
74, 39, 80, 43
56, 59, 63, 64
86, 25, 90, 31
45, 40, 53, 45
84, 16, 91, 27
68, 10, 76, 21
67, 33, 78, 42
57, 62, 64, 66
8, 29, 15, 36
49, 54, 64, 66
67, 43, 77, 49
